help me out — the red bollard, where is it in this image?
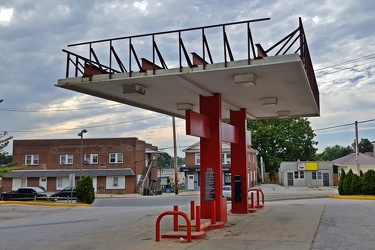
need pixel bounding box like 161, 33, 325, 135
211, 200, 216, 225
174, 205, 178, 231
190, 200, 195, 220
196, 205, 201, 232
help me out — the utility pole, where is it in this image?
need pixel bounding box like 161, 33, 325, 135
355, 121, 360, 175
172, 117, 178, 195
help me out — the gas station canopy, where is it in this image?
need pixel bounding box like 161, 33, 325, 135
56, 18, 319, 120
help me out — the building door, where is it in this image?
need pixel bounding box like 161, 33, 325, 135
323, 173, 329, 186
39, 177, 47, 190
287, 172, 294, 186
187, 174, 195, 190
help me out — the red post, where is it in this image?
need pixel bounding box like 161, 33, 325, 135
230, 108, 249, 214
190, 200, 195, 220
174, 205, 178, 231
250, 192, 254, 208
211, 200, 216, 225
257, 190, 260, 206
196, 205, 201, 232
199, 94, 224, 222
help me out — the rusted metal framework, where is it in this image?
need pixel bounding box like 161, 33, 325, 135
62, 17, 319, 110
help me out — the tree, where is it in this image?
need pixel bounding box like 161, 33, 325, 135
343, 169, 354, 195
157, 152, 185, 169
317, 145, 354, 161
352, 138, 373, 153
0, 132, 13, 165
362, 169, 375, 195
158, 152, 173, 168
76, 175, 95, 204
338, 169, 346, 195
247, 118, 317, 174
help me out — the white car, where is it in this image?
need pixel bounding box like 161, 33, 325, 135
222, 185, 232, 198
222, 185, 253, 199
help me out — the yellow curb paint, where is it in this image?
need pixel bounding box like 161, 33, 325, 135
0, 201, 91, 207
329, 195, 375, 200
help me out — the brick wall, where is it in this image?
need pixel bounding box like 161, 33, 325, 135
8, 137, 159, 194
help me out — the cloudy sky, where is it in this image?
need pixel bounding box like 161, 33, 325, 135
1, 0, 375, 157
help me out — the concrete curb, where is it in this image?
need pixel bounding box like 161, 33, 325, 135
0, 201, 91, 207
329, 195, 375, 200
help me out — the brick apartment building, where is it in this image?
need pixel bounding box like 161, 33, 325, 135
180, 142, 259, 191
1, 137, 160, 195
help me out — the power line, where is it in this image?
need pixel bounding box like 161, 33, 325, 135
0, 103, 123, 112
5, 115, 167, 133
313, 118, 375, 132
315, 53, 375, 72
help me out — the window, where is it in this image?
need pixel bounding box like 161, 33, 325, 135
294, 171, 299, 179
317, 171, 322, 179
21, 178, 27, 187
299, 171, 304, 179
222, 153, 231, 164
60, 154, 73, 164
57, 177, 63, 188
109, 153, 123, 163
312, 172, 317, 180
25, 155, 39, 165
85, 154, 98, 164
113, 177, 118, 187
294, 171, 304, 179
195, 153, 200, 165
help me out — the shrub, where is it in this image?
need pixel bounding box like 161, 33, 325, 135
338, 169, 346, 195
343, 169, 353, 195
362, 169, 375, 195
350, 174, 362, 195
76, 175, 95, 204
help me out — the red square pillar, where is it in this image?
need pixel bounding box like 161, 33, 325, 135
230, 108, 249, 214
199, 93, 226, 222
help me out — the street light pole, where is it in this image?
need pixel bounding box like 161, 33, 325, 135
78, 129, 87, 180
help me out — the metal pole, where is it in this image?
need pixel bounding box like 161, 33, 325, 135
172, 117, 178, 195
78, 129, 87, 180
80, 133, 83, 180
260, 156, 264, 183
355, 121, 360, 175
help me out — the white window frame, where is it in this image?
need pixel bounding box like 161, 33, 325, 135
312, 171, 317, 180
222, 153, 231, 164
25, 154, 39, 165
195, 153, 200, 165
60, 154, 73, 165
109, 153, 123, 163
317, 171, 322, 179
21, 178, 27, 187
113, 177, 119, 187
57, 177, 63, 188
85, 154, 98, 164
299, 170, 305, 179
106, 176, 125, 189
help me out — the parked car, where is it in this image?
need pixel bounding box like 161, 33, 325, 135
50, 187, 76, 198
0, 187, 52, 201
222, 185, 252, 199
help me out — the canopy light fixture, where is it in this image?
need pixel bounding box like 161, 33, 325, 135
234, 73, 257, 87
277, 111, 290, 118
261, 97, 278, 106
123, 84, 146, 95
176, 103, 194, 111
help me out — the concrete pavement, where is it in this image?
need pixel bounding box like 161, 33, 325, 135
6, 184, 374, 250
37, 184, 340, 250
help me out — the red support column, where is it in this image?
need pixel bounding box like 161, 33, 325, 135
230, 108, 249, 214
199, 93, 225, 222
